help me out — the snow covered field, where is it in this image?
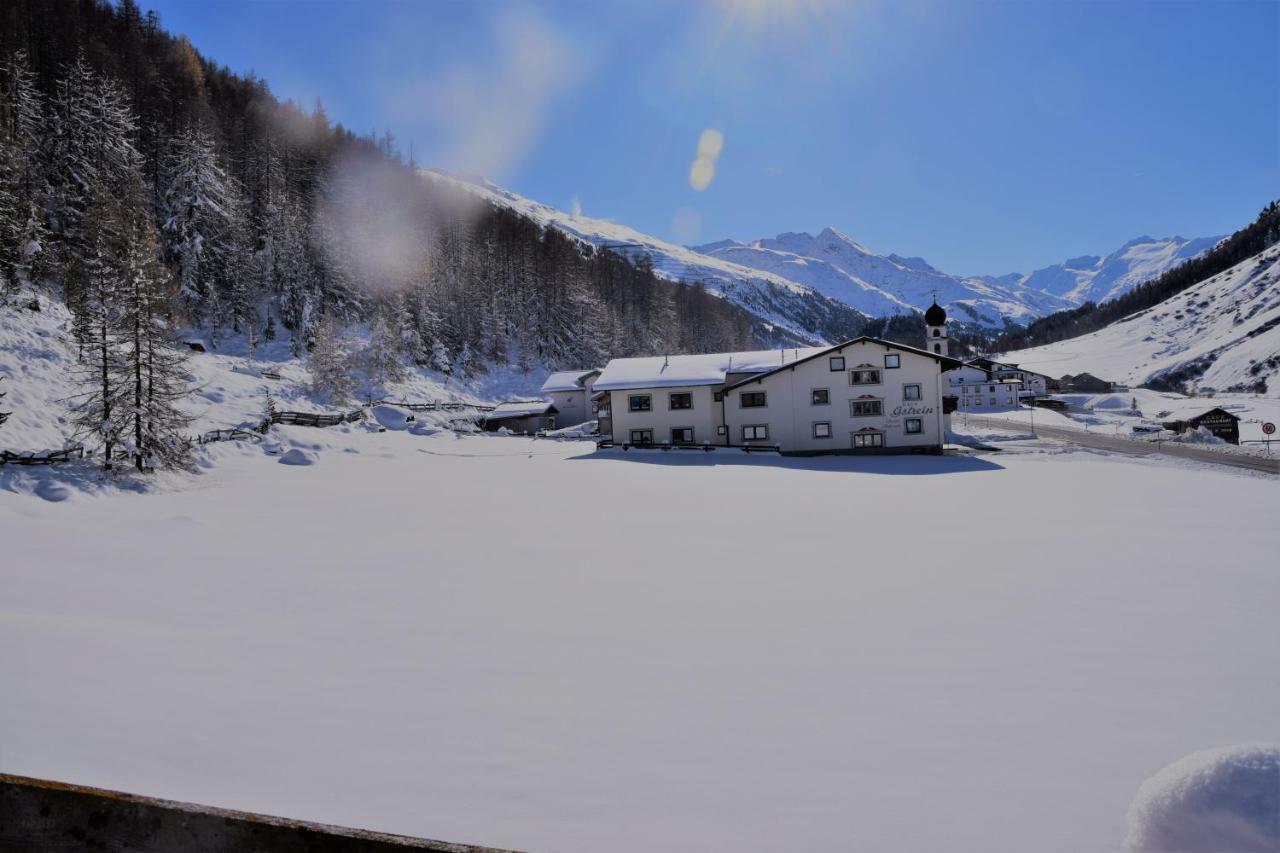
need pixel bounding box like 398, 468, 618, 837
2, 427, 1276, 853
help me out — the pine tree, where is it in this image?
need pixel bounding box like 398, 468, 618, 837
359, 298, 406, 398
116, 176, 192, 471
307, 312, 356, 403
0, 50, 47, 291
69, 184, 130, 470
0, 376, 10, 428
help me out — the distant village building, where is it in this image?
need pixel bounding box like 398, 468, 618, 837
539, 369, 601, 428
483, 401, 559, 435
968, 357, 1051, 397
1162, 407, 1241, 444
1056, 373, 1115, 393
925, 302, 1030, 412
593, 337, 961, 455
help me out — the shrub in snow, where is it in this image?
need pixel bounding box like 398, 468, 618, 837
1125, 743, 1280, 852
278, 448, 318, 466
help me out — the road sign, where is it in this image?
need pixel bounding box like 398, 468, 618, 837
1264, 422, 1276, 435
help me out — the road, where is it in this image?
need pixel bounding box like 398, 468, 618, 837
964, 415, 1280, 476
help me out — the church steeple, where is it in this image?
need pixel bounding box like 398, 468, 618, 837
924, 294, 948, 356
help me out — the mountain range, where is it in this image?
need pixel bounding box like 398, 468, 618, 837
433, 171, 1222, 340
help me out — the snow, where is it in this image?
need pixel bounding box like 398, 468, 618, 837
594, 346, 825, 391
487, 400, 555, 418
1000, 244, 1280, 396
277, 447, 318, 465
2, 428, 1276, 853
1124, 744, 1280, 852
540, 370, 599, 393
423, 170, 860, 344
1019, 235, 1224, 304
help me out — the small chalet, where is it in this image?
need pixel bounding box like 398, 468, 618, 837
483, 401, 559, 435
1057, 373, 1115, 393
539, 369, 601, 428
1162, 407, 1241, 444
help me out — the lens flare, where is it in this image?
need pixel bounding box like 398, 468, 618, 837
689, 155, 716, 191
697, 128, 724, 160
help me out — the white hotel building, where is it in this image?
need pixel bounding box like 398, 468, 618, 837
594, 337, 962, 455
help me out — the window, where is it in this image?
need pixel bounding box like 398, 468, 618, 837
628, 394, 651, 412
903, 384, 922, 401
884, 354, 900, 369
713, 391, 724, 402
932, 329, 941, 338
829, 356, 845, 371
813, 422, 832, 439
740, 391, 767, 408
669, 392, 692, 410
852, 431, 884, 448
850, 368, 881, 385
933, 344, 941, 353
850, 399, 883, 417
1005, 397, 1013, 405
716, 425, 727, 436
742, 424, 769, 441
905, 418, 923, 434
989, 397, 997, 406
974, 398, 982, 406
988, 385, 996, 393
629, 429, 653, 444
671, 427, 695, 445
590, 400, 599, 414
811, 388, 830, 405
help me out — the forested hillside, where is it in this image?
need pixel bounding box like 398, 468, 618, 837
990, 201, 1280, 352
0, 0, 757, 389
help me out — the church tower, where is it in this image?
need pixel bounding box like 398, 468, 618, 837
924, 299, 948, 356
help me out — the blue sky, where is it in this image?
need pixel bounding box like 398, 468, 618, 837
142, 0, 1278, 275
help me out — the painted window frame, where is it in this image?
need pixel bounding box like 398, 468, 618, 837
628, 394, 652, 413
671, 427, 695, 445
829, 356, 846, 371
813, 421, 832, 439
742, 424, 770, 441
852, 431, 884, 448
629, 429, 653, 444
740, 391, 768, 408
905, 418, 923, 434
850, 398, 883, 417
884, 354, 901, 369
669, 392, 693, 411
849, 368, 882, 385
903, 383, 922, 401
811, 388, 830, 406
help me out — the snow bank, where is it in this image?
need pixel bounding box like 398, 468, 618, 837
1125, 744, 1280, 852
277, 448, 318, 466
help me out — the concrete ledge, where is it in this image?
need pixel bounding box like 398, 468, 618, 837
0, 773, 524, 853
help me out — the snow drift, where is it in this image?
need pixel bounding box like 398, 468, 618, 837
1125, 744, 1280, 852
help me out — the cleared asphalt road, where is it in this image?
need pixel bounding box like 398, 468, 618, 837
964, 414, 1280, 476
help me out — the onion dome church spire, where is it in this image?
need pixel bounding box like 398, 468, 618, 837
924, 295, 948, 356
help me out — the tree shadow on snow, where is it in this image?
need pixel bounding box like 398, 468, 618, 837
571, 448, 1004, 476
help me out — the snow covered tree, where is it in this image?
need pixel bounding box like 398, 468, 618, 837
307, 312, 356, 403
160, 125, 239, 329
0, 50, 47, 292
359, 298, 407, 398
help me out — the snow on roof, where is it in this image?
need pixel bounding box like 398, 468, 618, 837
594, 347, 827, 391
487, 400, 556, 419
540, 369, 600, 393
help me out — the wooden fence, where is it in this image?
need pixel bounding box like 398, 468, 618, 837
270, 409, 364, 428
0, 445, 85, 466
196, 428, 261, 445
373, 399, 495, 413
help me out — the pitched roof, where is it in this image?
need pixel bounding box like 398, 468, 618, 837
594, 347, 827, 392
486, 400, 558, 419
540, 369, 601, 393
723, 337, 965, 391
